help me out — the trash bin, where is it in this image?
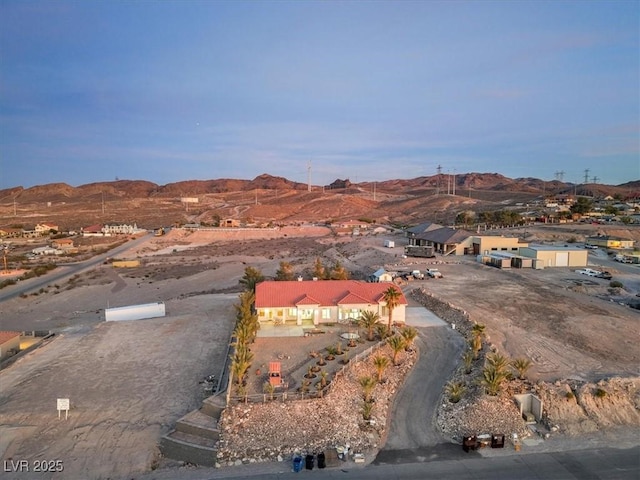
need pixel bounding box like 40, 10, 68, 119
317, 452, 326, 469
463, 435, 477, 452
305, 454, 314, 470
292, 455, 303, 472
491, 434, 505, 448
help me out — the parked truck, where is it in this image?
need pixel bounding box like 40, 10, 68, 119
404, 245, 436, 258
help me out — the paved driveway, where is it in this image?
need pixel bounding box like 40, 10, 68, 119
377, 301, 465, 463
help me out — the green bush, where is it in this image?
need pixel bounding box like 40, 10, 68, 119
565, 391, 575, 400
609, 280, 623, 288
595, 388, 607, 398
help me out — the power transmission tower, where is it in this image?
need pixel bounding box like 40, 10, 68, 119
555, 171, 565, 182
592, 176, 599, 184
584, 169, 590, 184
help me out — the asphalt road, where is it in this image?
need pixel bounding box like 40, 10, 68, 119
0, 233, 152, 303
138, 446, 640, 480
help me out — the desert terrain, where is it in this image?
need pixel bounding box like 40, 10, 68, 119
0, 220, 639, 479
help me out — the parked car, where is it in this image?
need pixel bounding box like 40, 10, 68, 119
426, 268, 443, 278
596, 271, 612, 280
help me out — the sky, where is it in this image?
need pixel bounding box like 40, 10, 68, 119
1, 0, 639, 189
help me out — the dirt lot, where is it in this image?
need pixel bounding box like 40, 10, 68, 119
0, 223, 638, 479
0, 294, 236, 480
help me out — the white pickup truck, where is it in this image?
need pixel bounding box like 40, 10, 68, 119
575, 268, 600, 277
411, 270, 425, 279
426, 268, 443, 278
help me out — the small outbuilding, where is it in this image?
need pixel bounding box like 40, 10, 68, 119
0, 331, 21, 361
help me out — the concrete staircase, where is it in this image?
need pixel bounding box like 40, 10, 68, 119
160, 395, 225, 467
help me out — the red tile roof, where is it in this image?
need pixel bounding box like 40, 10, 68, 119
255, 280, 407, 309
0, 331, 21, 345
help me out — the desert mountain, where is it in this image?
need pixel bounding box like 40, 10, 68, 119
0, 173, 637, 230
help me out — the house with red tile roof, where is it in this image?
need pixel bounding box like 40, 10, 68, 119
255, 280, 407, 327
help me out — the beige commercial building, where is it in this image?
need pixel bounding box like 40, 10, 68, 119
472, 236, 528, 255
519, 245, 588, 267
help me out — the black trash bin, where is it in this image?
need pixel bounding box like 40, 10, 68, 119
491, 434, 505, 448
305, 454, 314, 470
317, 452, 326, 469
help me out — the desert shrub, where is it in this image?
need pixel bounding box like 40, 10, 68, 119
594, 388, 607, 398
567, 236, 577, 243
609, 280, 623, 288
565, 391, 575, 400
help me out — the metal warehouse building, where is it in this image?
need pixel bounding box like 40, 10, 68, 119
519, 245, 588, 268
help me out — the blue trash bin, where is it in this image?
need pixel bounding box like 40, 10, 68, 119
292, 455, 303, 473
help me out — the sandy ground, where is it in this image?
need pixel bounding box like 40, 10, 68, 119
0, 295, 235, 480
0, 225, 638, 479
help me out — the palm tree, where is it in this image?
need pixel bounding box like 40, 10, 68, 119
471, 323, 486, 359
382, 286, 402, 335
372, 354, 390, 382
480, 365, 507, 396
375, 324, 390, 341
359, 310, 381, 341
386, 335, 406, 365
359, 376, 376, 402
511, 357, 532, 380
320, 370, 328, 388
361, 400, 374, 421
263, 382, 275, 400
485, 352, 510, 375
445, 381, 466, 403
462, 350, 475, 374
400, 326, 418, 351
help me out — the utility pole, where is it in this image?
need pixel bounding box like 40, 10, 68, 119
307, 161, 311, 192
101, 192, 105, 214
373, 182, 376, 201
447, 171, 451, 195
452, 169, 456, 196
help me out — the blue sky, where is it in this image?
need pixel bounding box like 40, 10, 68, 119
1, 0, 638, 189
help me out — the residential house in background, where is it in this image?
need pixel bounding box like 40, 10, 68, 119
82, 224, 107, 237
35, 223, 59, 235
585, 235, 635, 250
255, 280, 407, 327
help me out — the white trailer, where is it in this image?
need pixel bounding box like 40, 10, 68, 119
384, 240, 395, 248
105, 302, 166, 322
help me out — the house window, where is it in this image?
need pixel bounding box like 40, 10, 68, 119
288, 308, 296, 317
491, 247, 497, 251
258, 310, 265, 318
381, 306, 388, 316
321, 309, 330, 319
277, 310, 283, 317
